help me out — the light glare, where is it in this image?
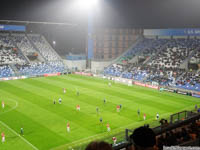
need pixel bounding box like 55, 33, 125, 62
76, 0, 99, 11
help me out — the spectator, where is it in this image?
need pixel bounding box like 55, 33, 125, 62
130, 126, 156, 150
85, 141, 113, 150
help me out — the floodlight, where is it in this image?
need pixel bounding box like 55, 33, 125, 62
75, 0, 99, 11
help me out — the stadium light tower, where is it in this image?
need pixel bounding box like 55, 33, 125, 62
72, 0, 99, 68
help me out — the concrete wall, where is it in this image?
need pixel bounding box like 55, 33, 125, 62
64, 59, 112, 73
91, 61, 111, 73
63, 60, 86, 71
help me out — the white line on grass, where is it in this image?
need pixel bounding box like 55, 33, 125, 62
0, 99, 18, 116
0, 121, 39, 150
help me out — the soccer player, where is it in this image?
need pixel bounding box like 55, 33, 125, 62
96, 107, 99, 114
77, 90, 79, 96
103, 98, 106, 104
195, 104, 198, 110
120, 104, 122, 109
137, 109, 140, 116
76, 105, 80, 111
107, 123, 111, 132
20, 127, 24, 135
156, 113, 159, 120
100, 117, 103, 124
1, 132, 5, 142
59, 98, 62, 104
63, 88, 66, 94
143, 113, 146, 120
116, 105, 120, 112
112, 137, 117, 145
53, 99, 56, 104
2, 101, 4, 109
67, 122, 70, 132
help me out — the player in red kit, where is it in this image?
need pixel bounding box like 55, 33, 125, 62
76, 105, 80, 111
143, 113, 146, 120
2, 101, 4, 109
107, 123, 111, 132
67, 122, 70, 132
112, 137, 117, 145
116, 105, 120, 112
63, 88, 66, 94
1, 132, 5, 142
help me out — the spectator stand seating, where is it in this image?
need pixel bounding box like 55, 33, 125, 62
15, 61, 66, 76
29, 34, 61, 61
0, 65, 14, 78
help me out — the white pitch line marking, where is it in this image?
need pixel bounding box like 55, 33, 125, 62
0, 121, 39, 150
0, 99, 18, 116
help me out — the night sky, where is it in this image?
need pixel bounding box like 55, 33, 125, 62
1, 0, 200, 54
1, 0, 200, 28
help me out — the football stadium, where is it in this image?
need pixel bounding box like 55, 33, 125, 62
0, 0, 200, 150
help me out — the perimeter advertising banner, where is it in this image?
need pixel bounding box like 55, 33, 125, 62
144, 28, 200, 36
0, 24, 26, 32
44, 73, 61, 77
134, 81, 159, 89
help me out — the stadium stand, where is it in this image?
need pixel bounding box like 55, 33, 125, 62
190, 49, 200, 64
176, 72, 200, 91
15, 61, 65, 76
29, 34, 61, 61
104, 37, 200, 90
0, 34, 26, 64
0, 32, 67, 78
0, 65, 14, 78
113, 111, 200, 150
11, 34, 37, 55
148, 38, 200, 68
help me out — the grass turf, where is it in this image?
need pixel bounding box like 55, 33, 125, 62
0, 74, 199, 150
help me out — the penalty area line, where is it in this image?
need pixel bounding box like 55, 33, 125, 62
0, 121, 39, 150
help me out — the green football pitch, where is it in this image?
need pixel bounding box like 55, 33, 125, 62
0, 74, 199, 150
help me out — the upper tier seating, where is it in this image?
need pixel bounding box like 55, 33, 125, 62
190, 50, 200, 63
12, 34, 37, 55
0, 34, 14, 47
0, 46, 26, 64
0, 34, 26, 64
104, 38, 200, 90
148, 38, 200, 68
29, 35, 60, 61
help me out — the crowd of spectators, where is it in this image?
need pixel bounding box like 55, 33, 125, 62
104, 37, 200, 90
156, 120, 200, 150
0, 34, 14, 47
15, 61, 66, 76
29, 35, 60, 61
0, 34, 26, 64
12, 34, 37, 55
0, 46, 26, 64
104, 63, 129, 77
0, 65, 14, 78
0, 33, 67, 78
84, 117, 200, 150
190, 50, 200, 64
149, 38, 200, 68
176, 71, 200, 91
